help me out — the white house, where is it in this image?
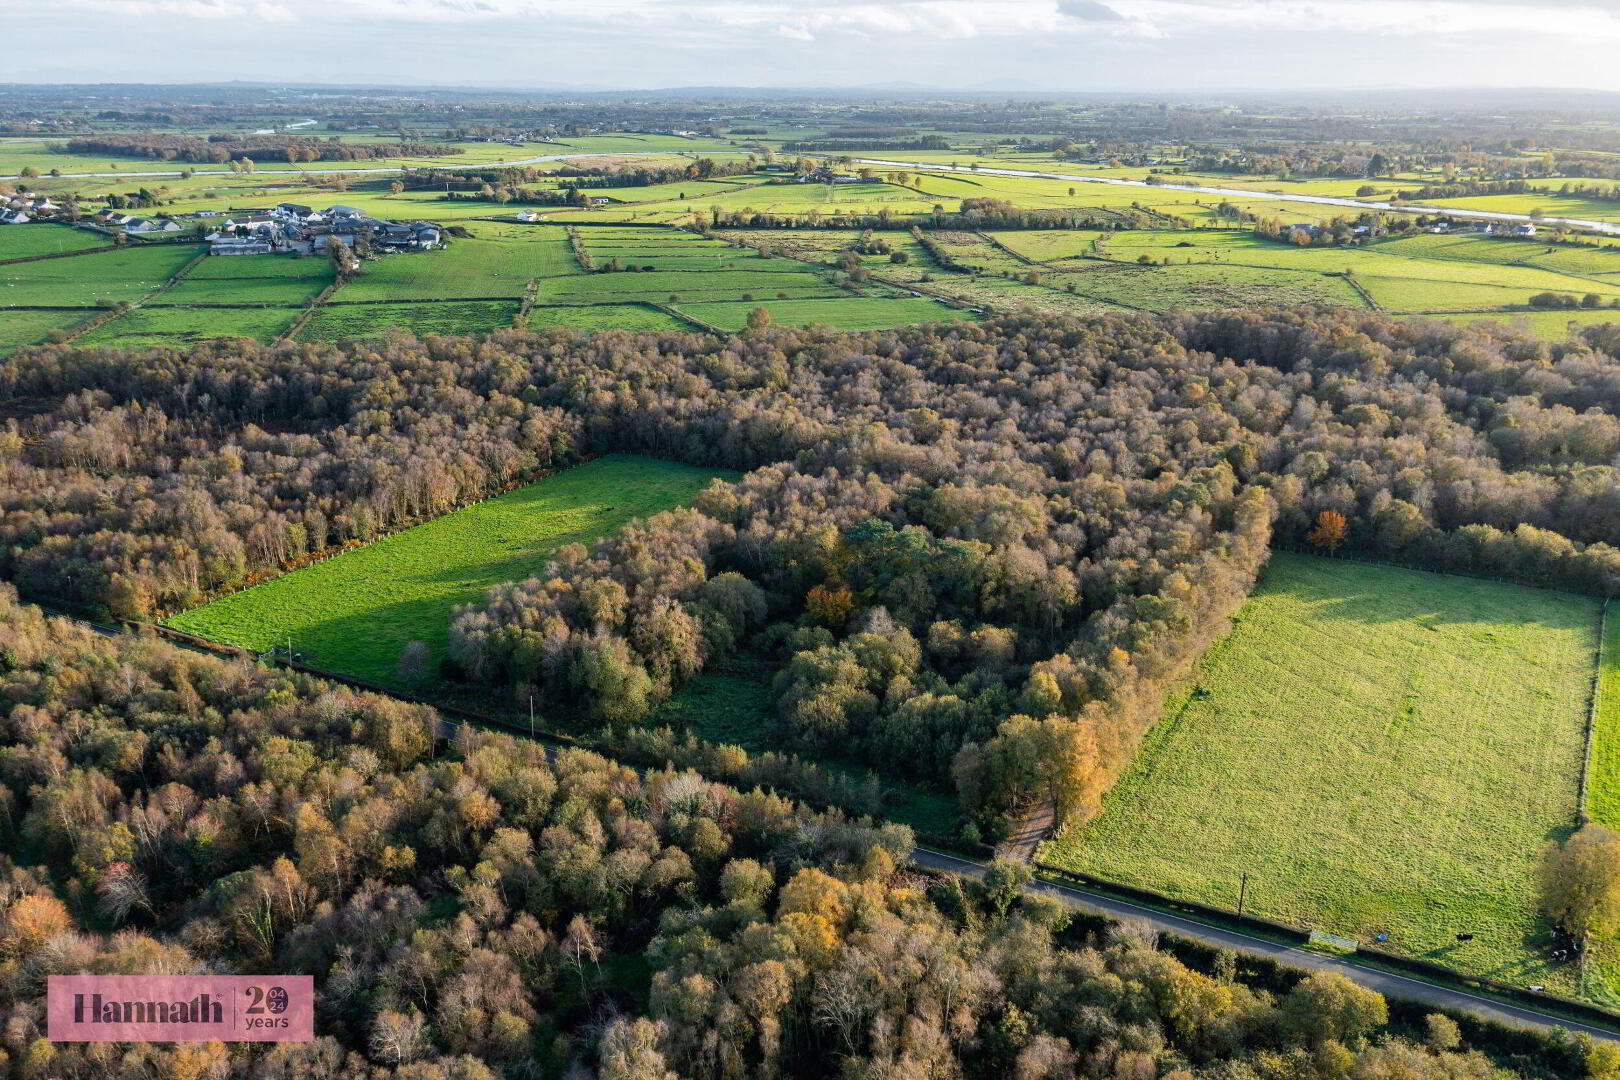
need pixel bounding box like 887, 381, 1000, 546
0, 210, 30, 225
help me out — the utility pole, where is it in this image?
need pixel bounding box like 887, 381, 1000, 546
1237, 872, 1249, 917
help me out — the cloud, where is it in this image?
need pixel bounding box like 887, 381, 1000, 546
1058, 0, 1122, 20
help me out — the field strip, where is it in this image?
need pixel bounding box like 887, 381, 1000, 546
1587, 601, 1619, 826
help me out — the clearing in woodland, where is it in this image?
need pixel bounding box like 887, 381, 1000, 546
1041, 553, 1600, 996
164, 455, 735, 687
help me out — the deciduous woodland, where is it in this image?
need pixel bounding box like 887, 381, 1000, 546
0, 590, 1600, 1079
3, 311, 1618, 837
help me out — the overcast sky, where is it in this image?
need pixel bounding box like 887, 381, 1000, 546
5, 0, 1618, 92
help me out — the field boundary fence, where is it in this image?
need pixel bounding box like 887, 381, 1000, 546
0, 244, 118, 266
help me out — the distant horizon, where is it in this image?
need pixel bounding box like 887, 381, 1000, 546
5, 1, 1617, 95
2, 79, 1618, 101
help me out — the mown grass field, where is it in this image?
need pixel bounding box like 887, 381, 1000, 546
299, 300, 520, 342
1042, 553, 1600, 995
165, 455, 736, 686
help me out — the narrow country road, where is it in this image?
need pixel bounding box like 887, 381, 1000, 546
912, 847, 1620, 1042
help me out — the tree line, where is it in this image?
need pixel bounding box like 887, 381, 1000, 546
59, 134, 460, 164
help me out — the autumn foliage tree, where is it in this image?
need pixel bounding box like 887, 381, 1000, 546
1308, 509, 1350, 552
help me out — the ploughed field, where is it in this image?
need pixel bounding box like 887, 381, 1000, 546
163, 455, 735, 687
1041, 553, 1602, 997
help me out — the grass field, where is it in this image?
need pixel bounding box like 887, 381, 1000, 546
533, 269, 841, 303
79, 305, 301, 346
678, 296, 970, 330
1042, 553, 1600, 994
153, 274, 331, 306
526, 303, 693, 332
299, 300, 520, 342
0, 244, 200, 307
0, 308, 90, 354
0, 223, 110, 259
1588, 607, 1619, 829
333, 236, 577, 301
164, 455, 735, 686
1418, 309, 1620, 337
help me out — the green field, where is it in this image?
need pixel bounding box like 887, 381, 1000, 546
299, 300, 520, 342
534, 269, 841, 303
0, 223, 110, 259
79, 305, 300, 346
164, 455, 735, 685
678, 296, 971, 330
0, 244, 200, 307
332, 235, 578, 301
0, 308, 90, 354
185, 254, 337, 281
1419, 309, 1620, 337
526, 303, 693, 332
153, 274, 330, 306
1589, 608, 1620, 829
1042, 554, 1600, 994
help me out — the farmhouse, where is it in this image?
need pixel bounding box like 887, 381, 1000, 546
211, 239, 273, 255
0, 210, 29, 225
207, 202, 444, 255
123, 218, 182, 233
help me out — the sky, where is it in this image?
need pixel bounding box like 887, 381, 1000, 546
4, 0, 1619, 92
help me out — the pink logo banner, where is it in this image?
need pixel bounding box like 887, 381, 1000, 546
48, 975, 314, 1042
